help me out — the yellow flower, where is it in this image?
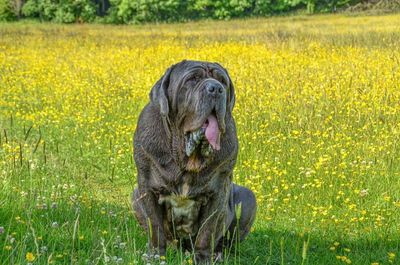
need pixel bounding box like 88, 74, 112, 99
388, 252, 396, 263
26, 252, 36, 262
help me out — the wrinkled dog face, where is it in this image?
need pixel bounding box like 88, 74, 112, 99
150, 60, 235, 168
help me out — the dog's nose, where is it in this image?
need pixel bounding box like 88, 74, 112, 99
206, 83, 223, 95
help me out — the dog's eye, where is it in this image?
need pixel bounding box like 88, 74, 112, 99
216, 76, 227, 85
189, 74, 201, 82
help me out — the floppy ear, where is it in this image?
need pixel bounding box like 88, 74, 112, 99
150, 66, 174, 117
226, 74, 236, 112
149, 66, 175, 139
215, 63, 236, 112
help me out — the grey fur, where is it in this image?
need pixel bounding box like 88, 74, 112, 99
132, 60, 256, 264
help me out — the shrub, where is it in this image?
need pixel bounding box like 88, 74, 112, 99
22, 0, 97, 22
0, 0, 16, 21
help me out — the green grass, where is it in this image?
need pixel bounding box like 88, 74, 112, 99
1, 13, 400, 264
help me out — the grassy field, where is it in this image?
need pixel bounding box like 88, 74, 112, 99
1, 14, 400, 264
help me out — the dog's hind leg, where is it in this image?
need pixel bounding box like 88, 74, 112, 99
230, 183, 257, 241
218, 184, 256, 248
214, 183, 256, 261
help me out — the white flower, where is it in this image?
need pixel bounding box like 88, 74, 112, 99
359, 189, 368, 197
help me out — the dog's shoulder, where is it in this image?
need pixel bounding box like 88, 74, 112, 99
134, 103, 170, 159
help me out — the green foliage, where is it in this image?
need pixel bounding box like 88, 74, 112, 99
110, 0, 196, 24
22, 0, 96, 22
191, 0, 253, 19
0, 0, 16, 21
21, 0, 40, 18
54, 0, 97, 23
2, 0, 380, 24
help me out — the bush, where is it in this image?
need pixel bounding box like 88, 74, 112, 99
21, 0, 39, 17
22, 0, 97, 22
13, 0, 371, 24
0, 0, 16, 21
54, 0, 97, 23
110, 0, 189, 24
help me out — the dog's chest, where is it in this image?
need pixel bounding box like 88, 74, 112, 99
179, 178, 191, 196
158, 175, 210, 238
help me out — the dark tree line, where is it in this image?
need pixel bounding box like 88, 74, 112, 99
0, 0, 389, 23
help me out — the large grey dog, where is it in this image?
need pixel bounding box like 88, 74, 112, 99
132, 60, 256, 264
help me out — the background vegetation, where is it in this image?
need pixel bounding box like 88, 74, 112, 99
1, 0, 399, 23
1, 14, 400, 264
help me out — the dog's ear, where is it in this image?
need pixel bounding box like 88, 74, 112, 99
150, 66, 174, 117
215, 63, 235, 112
226, 74, 236, 112
150, 65, 176, 139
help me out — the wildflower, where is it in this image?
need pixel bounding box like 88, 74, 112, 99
40, 246, 48, 253
8, 236, 15, 244
26, 252, 36, 262
0, 226, 4, 234
359, 189, 368, 197
388, 252, 396, 263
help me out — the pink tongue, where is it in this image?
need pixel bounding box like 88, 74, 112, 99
203, 115, 220, 150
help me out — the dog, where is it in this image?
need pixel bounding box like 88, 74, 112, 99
132, 60, 256, 264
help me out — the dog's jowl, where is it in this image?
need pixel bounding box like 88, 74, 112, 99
132, 60, 256, 264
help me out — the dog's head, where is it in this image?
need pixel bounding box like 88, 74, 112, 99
150, 60, 235, 170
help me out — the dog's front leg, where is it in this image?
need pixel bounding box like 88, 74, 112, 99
194, 192, 229, 264
138, 187, 167, 257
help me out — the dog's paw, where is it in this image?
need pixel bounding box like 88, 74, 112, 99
142, 253, 167, 265
194, 253, 211, 265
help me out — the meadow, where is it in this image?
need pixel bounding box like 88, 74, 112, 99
0, 14, 400, 264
